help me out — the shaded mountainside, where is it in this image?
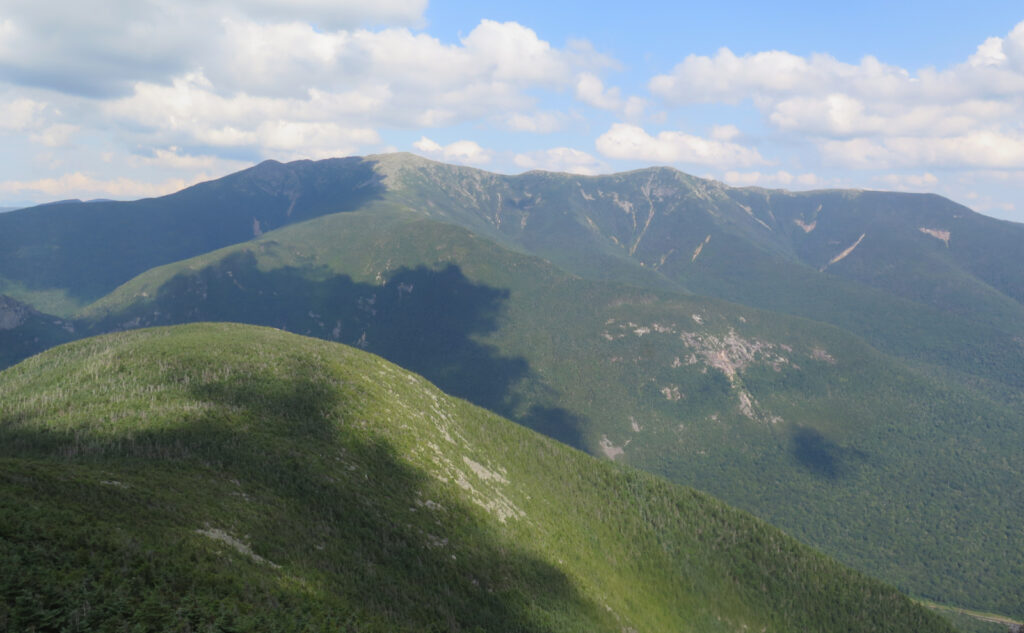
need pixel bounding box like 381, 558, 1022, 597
383, 153, 1024, 323
74, 208, 1024, 617
0, 323, 955, 633
6, 152, 1021, 393
375, 154, 1024, 394
0, 157, 386, 315
0, 295, 76, 369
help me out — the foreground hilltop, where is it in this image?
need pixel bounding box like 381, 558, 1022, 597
0, 323, 951, 632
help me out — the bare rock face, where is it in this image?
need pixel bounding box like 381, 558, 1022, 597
0, 295, 32, 330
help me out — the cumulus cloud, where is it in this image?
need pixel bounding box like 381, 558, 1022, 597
0, 0, 429, 96
413, 137, 492, 166
513, 147, 608, 175
650, 21, 1024, 172
574, 73, 646, 117
0, 4, 639, 201
102, 71, 382, 158
0, 8, 585, 98
461, 20, 573, 83
575, 73, 621, 110
596, 123, 767, 168
209, 18, 578, 97
93, 18, 612, 159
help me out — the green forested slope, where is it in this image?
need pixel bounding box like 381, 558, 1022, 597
375, 154, 1024, 393
75, 208, 1024, 617
3, 155, 1023, 620
5, 153, 1022, 395
0, 323, 954, 632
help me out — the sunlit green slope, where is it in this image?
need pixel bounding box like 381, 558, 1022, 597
0, 323, 954, 632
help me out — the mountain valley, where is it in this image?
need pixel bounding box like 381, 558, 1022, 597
2, 154, 1023, 627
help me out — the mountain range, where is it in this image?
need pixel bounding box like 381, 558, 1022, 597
1, 153, 1022, 626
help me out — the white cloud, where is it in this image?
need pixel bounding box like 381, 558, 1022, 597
0, 172, 197, 200
514, 148, 608, 175
575, 73, 621, 110
255, 121, 379, 158
650, 48, 850, 104
0, 8, 615, 168
721, 170, 821, 188
596, 123, 767, 168
874, 172, 939, 190
969, 36, 1007, 67
461, 20, 572, 83
623, 96, 647, 119
0, 98, 46, 131
0, 0, 430, 96
413, 137, 492, 166
709, 124, 741, 141
138, 147, 250, 172
29, 124, 77, 147
96, 18, 613, 158
649, 21, 1024, 173
203, 18, 583, 97
104, 71, 383, 157
503, 112, 564, 133
574, 72, 646, 117
1004, 22, 1024, 72
107, 71, 389, 127
769, 94, 1016, 137
823, 131, 1024, 169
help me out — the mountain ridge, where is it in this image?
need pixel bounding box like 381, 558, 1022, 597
2, 153, 1023, 619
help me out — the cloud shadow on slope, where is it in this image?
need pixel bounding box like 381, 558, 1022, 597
85, 251, 589, 450
790, 426, 868, 480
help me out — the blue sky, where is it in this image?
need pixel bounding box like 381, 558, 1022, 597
2, 1, 1024, 221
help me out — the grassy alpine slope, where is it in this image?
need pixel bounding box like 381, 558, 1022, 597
74, 208, 1024, 618
0, 323, 955, 633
